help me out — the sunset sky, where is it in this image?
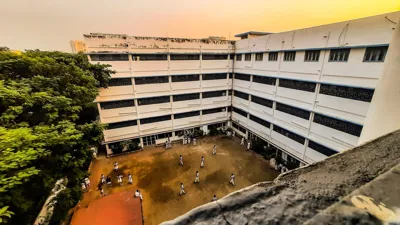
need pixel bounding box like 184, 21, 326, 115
0, 0, 399, 52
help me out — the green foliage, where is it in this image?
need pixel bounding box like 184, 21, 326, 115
109, 139, 141, 154
208, 128, 221, 136
0, 49, 114, 224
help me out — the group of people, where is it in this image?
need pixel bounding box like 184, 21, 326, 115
178, 144, 236, 202
94, 162, 136, 197
182, 135, 196, 146
240, 137, 252, 150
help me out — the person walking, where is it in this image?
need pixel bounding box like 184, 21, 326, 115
193, 138, 197, 145
200, 156, 205, 168
106, 176, 112, 187
229, 173, 236, 186
128, 174, 133, 184
211, 195, 218, 202
84, 177, 90, 188
180, 183, 186, 195
117, 175, 123, 186
114, 162, 119, 172
100, 188, 105, 196
241, 137, 245, 146
194, 171, 200, 183
232, 130, 236, 137
101, 174, 106, 184
179, 155, 184, 166
135, 190, 143, 200
212, 145, 217, 155
247, 141, 251, 150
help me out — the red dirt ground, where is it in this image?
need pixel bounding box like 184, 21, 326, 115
70, 190, 142, 225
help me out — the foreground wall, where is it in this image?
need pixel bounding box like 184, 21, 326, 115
162, 129, 400, 225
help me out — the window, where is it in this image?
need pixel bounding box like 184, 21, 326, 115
232, 107, 247, 117
107, 120, 137, 130
279, 79, 316, 92
202, 73, 227, 80
228, 90, 233, 96
109, 78, 132, 86
232, 122, 247, 134
250, 115, 270, 128
171, 74, 199, 82
255, 53, 264, 61
135, 76, 169, 85
140, 115, 171, 125
252, 75, 276, 86
251, 95, 273, 108
329, 49, 350, 62
229, 54, 235, 61
100, 100, 134, 110
313, 114, 363, 137
244, 53, 251, 61
170, 54, 200, 60
234, 73, 250, 81
229, 73, 233, 79
132, 54, 167, 61
173, 93, 200, 102
202, 90, 226, 98
174, 111, 200, 119
268, 52, 278, 61
276, 103, 310, 120
202, 107, 226, 115
236, 54, 242, 61
283, 51, 296, 61
202, 54, 228, 60
90, 54, 129, 61
227, 106, 232, 112
363, 46, 388, 62
234, 90, 249, 100
137, 96, 170, 106
273, 125, 305, 144
319, 84, 374, 102
157, 132, 173, 139
308, 140, 338, 157
304, 50, 320, 62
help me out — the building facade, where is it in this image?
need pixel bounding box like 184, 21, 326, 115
84, 11, 400, 163
70, 40, 87, 53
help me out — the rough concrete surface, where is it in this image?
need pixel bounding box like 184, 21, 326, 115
162, 130, 400, 225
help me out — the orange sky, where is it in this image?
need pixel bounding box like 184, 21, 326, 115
0, 0, 399, 51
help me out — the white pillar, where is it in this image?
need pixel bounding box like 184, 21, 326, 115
358, 20, 400, 144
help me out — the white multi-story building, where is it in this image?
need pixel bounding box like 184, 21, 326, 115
84, 11, 400, 164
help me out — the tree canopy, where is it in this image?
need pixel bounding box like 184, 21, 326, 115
0, 49, 114, 224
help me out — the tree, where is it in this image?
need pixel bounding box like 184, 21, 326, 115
0, 49, 114, 224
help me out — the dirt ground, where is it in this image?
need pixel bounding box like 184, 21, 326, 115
76, 135, 278, 225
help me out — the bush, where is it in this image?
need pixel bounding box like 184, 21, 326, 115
126, 139, 141, 151
109, 142, 124, 154
208, 128, 219, 136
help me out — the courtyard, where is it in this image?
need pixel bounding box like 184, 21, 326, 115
73, 135, 279, 225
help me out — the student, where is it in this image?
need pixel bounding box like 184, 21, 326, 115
101, 174, 106, 184
135, 190, 143, 200
247, 141, 251, 150
114, 162, 119, 172
193, 138, 197, 145
212, 145, 217, 155
100, 188, 105, 196
106, 176, 112, 187
128, 174, 133, 184
84, 177, 90, 188
117, 175, 123, 186
194, 171, 200, 183
188, 136, 191, 144
180, 183, 186, 195
230, 173, 236, 186
211, 195, 218, 202
179, 155, 183, 166
232, 130, 236, 137
241, 137, 245, 146
200, 156, 205, 168
81, 183, 87, 192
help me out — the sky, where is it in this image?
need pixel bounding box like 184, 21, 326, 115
0, 0, 399, 52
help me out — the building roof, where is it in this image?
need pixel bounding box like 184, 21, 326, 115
234, 31, 272, 37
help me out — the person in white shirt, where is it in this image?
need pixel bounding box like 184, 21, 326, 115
81, 183, 87, 192
188, 136, 191, 144
135, 189, 143, 200
193, 138, 196, 145
230, 173, 235, 186
101, 174, 106, 184
180, 183, 186, 195
114, 162, 119, 172
128, 174, 133, 184
247, 142, 251, 150
211, 195, 218, 202
212, 145, 217, 155
194, 171, 200, 183
200, 156, 205, 168
117, 175, 123, 186
232, 130, 235, 137
241, 137, 245, 146
100, 188, 105, 196
84, 177, 90, 188
179, 155, 183, 166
